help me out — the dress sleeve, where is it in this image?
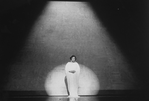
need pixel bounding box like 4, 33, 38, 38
65, 62, 70, 74
76, 63, 80, 75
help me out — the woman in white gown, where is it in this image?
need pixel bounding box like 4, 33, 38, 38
65, 55, 80, 98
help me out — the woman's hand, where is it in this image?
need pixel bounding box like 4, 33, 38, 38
69, 70, 76, 73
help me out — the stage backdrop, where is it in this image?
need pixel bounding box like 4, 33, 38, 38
2, 1, 146, 95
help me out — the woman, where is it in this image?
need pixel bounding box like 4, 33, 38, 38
65, 55, 80, 98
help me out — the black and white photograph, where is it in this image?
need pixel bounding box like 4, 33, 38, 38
0, 0, 149, 101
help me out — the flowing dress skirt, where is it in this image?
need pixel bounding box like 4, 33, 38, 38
65, 62, 80, 97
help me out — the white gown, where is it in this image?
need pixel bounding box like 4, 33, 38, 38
65, 62, 80, 97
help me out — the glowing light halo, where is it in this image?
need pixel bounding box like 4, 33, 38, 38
44, 64, 100, 96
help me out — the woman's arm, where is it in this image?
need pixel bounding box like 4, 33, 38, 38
69, 70, 76, 73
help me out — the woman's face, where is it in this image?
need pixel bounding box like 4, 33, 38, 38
71, 57, 76, 62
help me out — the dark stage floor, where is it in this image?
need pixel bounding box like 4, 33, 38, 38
2, 91, 148, 101
4, 96, 147, 101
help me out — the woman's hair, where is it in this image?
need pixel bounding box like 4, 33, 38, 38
70, 55, 77, 60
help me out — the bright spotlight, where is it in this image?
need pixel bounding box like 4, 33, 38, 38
45, 64, 100, 96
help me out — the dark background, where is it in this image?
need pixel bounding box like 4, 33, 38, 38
0, 0, 149, 93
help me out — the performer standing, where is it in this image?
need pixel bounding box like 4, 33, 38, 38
65, 55, 80, 98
